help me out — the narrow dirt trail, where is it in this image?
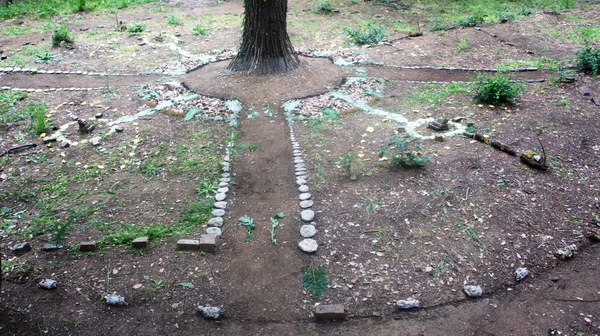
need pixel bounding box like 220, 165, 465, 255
0, 72, 164, 88
182, 57, 345, 322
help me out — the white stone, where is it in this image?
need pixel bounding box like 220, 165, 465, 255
298, 239, 318, 253
300, 224, 316, 238
301, 210, 315, 222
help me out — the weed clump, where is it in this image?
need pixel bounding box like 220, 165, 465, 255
51, 24, 74, 47
311, 0, 335, 14
379, 135, 430, 168
344, 22, 385, 46
575, 45, 600, 76
127, 23, 146, 33
428, 21, 453, 31
166, 15, 181, 25
456, 14, 484, 27
27, 103, 49, 135
192, 24, 210, 36
301, 265, 328, 300
472, 73, 524, 105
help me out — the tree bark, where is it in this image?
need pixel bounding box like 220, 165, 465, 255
228, 0, 300, 74
1, 0, 10, 8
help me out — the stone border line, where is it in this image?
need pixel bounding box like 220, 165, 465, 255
288, 125, 318, 254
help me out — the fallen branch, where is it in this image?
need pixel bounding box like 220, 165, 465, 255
0, 143, 37, 157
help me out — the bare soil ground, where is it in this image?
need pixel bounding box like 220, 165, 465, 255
1, 0, 599, 335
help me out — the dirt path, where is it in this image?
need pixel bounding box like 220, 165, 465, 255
0, 72, 164, 89
181, 57, 345, 322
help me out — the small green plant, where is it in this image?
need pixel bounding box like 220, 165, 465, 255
344, 22, 385, 46
77, 0, 88, 12
379, 135, 430, 168
179, 282, 194, 288
518, 8, 534, 16
575, 45, 600, 76
340, 152, 356, 178
236, 142, 264, 152
239, 215, 255, 242
311, 0, 335, 14
166, 15, 181, 25
52, 24, 74, 47
195, 178, 217, 197
301, 265, 329, 300
457, 37, 470, 53
35, 52, 59, 63
151, 279, 166, 289
456, 14, 484, 27
127, 23, 146, 33
28, 103, 49, 135
267, 212, 285, 245
472, 73, 524, 105
192, 24, 210, 36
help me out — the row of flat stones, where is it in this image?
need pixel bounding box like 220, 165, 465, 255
289, 126, 318, 253
206, 141, 235, 231
0, 67, 138, 76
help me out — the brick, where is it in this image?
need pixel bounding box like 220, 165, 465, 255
132, 237, 149, 248
177, 239, 200, 251
199, 234, 218, 253
315, 304, 346, 320
79, 241, 96, 252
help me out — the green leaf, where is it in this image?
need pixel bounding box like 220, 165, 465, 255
184, 108, 202, 121
179, 282, 194, 288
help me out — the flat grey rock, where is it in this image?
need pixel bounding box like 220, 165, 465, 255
396, 299, 420, 309
206, 227, 222, 236
214, 201, 227, 209
301, 210, 315, 222
38, 279, 57, 289
298, 185, 309, 193
300, 224, 316, 238
217, 187, 229, 193
218, 181, 228, 188
296, 178, 307, 186
215, 193, 226, 201
221, 173, 230, 178
207, 217, 224, 227
196, 306, 221, 320
299, 193, 311, 201
515, 267, 529, 281
300, 200, 313, 208
463, 285, 483, 298
298, 239, 318, 253
42, 243, 63, 251
104, 294, 128, 306
211, 209, 225, 217
12, 242, 31, 255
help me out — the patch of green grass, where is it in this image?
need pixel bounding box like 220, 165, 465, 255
27, 103, 49, 135
301, 265, 328, 300
472, 73, 524, 105
344, 22, 385, 46
52, 24, 74, 47
178, 199, 213, 227
457, 37, 470, 53
166, 15, 182, 25
456, 14, 484, 27
192, 24, 210, 36
0, 90, 28, 126
0, 0, 159, 19
100, 221, 174, 246
311, 0, 335, 14
400, 82, 469, 108
127, 23, 146, 33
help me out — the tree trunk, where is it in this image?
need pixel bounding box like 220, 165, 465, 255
1, 0, 9, 8
228, 0, 300, 74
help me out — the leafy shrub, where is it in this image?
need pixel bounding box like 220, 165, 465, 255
456, 14, 484, 27
472, 73, 524, 105
575, 45, 600, 76
344, 22, 385, 46
518, 8, 534, 16
51, 24, 73, 47
166, 15, 181, 25
127, 23, 146, 33
192, 24, 210, 36
428, 22, 453, 31
311, 0, 335, 13
379, 135, 430, 168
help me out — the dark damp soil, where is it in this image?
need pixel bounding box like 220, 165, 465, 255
1, 0, 600, 335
